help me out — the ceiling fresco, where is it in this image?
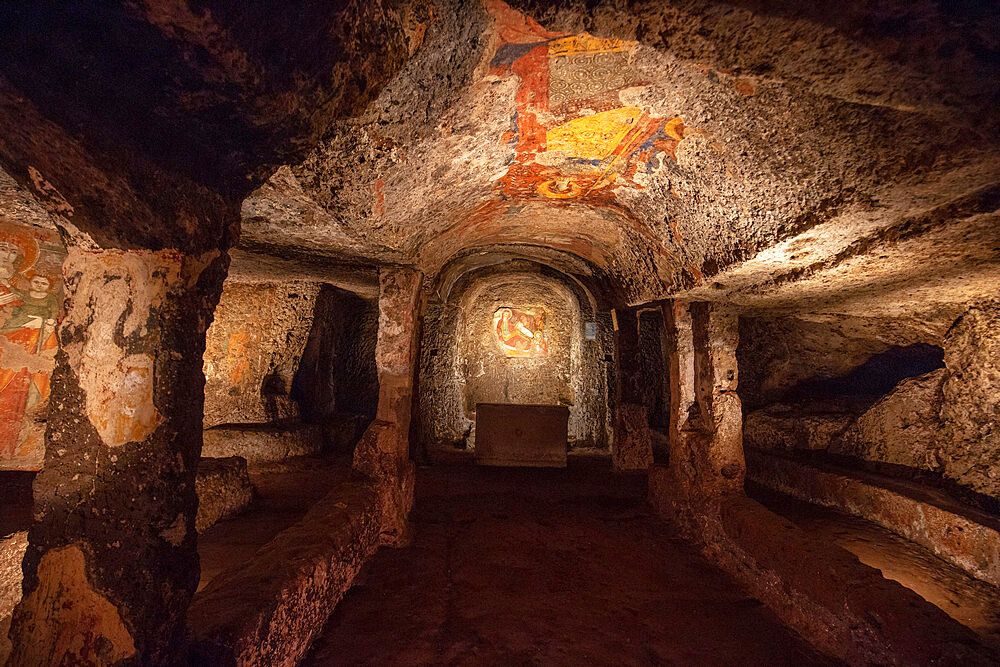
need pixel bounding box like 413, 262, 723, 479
239, 0, 1000, 308
487, 3, 685, 207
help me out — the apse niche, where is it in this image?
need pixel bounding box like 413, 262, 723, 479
418, 262, 611, 451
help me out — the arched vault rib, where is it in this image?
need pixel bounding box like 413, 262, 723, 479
434, 248, 607, 315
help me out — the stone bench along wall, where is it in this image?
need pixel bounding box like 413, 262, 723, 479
194, 457, 255, 534
186, 478, 382, 665
650, 300, 997, 665
747, 448, 1000, 587
649, 479, 996, 666
202, 424, 325, 463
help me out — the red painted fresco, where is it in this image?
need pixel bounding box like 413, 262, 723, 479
485, 2, 685, 211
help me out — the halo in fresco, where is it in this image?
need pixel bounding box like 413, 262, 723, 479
0, 218, 66, 470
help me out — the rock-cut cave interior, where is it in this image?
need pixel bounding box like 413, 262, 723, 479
0, 1, 999, 665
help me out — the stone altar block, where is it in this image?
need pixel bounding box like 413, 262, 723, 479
475, 403, 568, 468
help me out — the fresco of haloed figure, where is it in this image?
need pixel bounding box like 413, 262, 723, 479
493, 306, 549, 358
0, 220, 65, 470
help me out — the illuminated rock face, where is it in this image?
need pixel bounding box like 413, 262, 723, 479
940, 303, 1000, 501
203, 281, 322, 427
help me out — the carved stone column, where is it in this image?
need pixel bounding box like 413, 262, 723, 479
652, 301, 744, 521
352, 267, 422, 545
8, 244, 228, 665
612, 308, 653, 471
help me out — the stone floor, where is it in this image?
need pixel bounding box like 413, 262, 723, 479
305, 461, 835, 666
753, 486, 1000, 652
197, 454, 352, 591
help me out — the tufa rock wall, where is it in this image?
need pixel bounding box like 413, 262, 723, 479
940, 302, 1000, 501
203, 280, 321, 427
744, 301, 1000, 503
833, 369, 947, 470
738, 314, 945, 410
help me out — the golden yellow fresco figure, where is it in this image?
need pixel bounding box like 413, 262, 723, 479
665, 116, 685, 141
546, 107, 645, 160
547, 33, 633, 58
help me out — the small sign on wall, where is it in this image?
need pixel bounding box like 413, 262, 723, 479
584, 321, 597, 340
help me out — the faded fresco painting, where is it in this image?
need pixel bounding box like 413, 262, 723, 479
0, 219, 65, 470
494, 306, 548, 358
487, 1, 685, 205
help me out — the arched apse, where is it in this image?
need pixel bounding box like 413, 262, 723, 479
417, 258, 613, 452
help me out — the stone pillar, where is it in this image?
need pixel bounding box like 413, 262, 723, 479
8, 245, 228, 665
651, 301, 743, 517
690, 302, 744, 491
352, 267, 422, 545
612, 308, 652, 471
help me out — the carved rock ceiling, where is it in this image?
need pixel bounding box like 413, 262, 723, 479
241, 0, 999, 318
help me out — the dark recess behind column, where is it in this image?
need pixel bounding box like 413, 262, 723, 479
780, 344, 945, 407
292, 285, 379, 422
639, 311, 668, 430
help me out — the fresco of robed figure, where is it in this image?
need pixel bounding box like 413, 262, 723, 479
494, 306, 549, 358
0, 222, 65, 468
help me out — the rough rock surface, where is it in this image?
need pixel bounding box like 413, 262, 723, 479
941, 302, 1000, 502
0, 2, 424, 249
203, 281, 322, 428
0, 1, 998, 663
744, 402, 860, 452
834, 369, 947, 470
0, 530, 27, 662
612, 404, 653, 471
194, 457, 254, 534
202, 424, 325, 463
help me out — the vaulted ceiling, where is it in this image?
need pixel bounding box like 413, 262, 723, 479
241, 0, 1000, 310
1, 0, 997, 315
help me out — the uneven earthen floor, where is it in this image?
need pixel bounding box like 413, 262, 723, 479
306, 461, 834, 666
197, 454, 352, 591
754, 487, 1000, 651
